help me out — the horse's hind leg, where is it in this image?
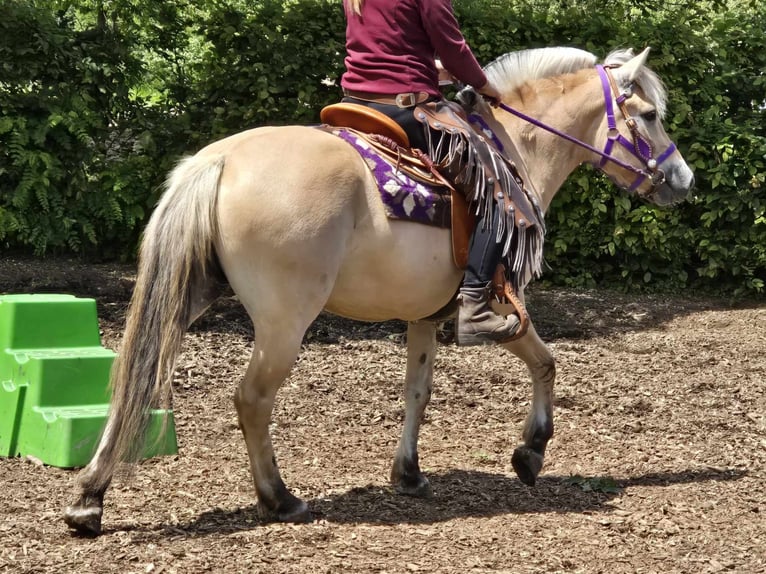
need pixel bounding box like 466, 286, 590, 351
234, 321, 312, 522
224, 246, 341, 522
504, 324, 556, 486
63, 273, 223, 536
390, 320, 437, 497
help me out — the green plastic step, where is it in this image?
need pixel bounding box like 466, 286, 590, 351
0, 294, 178, 467
14, 405, 176, 469
7, 347, 115, 406
0, 377, 24, 457
0, 294, 102, 349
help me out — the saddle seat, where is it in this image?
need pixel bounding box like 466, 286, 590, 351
320, 103, 410, 149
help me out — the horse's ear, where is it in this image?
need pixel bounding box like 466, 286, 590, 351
615, 47, 651, 84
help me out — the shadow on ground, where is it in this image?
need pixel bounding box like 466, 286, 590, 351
118, 466, 745, 539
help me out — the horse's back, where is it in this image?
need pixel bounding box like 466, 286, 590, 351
212, 125, 373, 238
205, 125, 370, 203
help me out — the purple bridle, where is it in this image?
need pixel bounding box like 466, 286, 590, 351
595, 64, 677, 194
471, 63, 678, 198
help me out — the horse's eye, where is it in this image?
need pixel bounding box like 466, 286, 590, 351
641, 110, 658, 122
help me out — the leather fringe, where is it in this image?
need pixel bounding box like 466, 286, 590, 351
415, 101, 546, 289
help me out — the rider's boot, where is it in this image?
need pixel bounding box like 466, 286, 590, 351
455, 283, 520, 346
456, 203, 521, 346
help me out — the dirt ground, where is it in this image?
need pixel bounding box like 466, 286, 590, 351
0, 256, 764, 574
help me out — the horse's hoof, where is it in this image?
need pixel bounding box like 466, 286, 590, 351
63, 504, 103, 536
276, 499, 312, 523
391, 458, 432, 498
395, 475, 433, 498
511, 445, 544, 486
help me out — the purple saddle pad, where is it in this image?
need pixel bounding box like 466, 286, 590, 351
334, 129, 450, 229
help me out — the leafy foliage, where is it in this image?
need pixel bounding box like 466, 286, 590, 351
183, 0, 346, 143
0, 0, 763, 296
457, 0, 766, 295
565, 474, 622, 494
0, 1, 163, 256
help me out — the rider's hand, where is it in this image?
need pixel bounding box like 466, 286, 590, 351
477, 80, 503, 106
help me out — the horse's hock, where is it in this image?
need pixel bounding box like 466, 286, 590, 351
0, 294, 177, 468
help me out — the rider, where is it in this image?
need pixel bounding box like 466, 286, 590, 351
341, 0, 520, 345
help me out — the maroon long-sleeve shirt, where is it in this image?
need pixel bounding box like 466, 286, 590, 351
341, 0, 488, 97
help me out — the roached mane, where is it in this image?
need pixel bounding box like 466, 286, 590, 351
481, 47, 667, 117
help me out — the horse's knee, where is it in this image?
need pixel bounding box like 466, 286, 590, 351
234, 374, 282, 418
233, 387, 258, 426
531, 354, 556, 386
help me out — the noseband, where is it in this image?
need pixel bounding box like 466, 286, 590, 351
596, 65, 676, 197
471, 63, 678, 199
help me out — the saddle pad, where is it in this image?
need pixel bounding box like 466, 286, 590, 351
335, 129, 451, 229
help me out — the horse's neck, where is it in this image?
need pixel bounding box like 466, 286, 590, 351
488, 76, 604, 213
508, 120, 581, 213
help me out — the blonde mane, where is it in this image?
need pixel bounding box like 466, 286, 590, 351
482, 46, 667, 117
484, 46, 598, 93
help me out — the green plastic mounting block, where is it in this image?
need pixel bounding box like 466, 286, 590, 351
0, 294, 177, 468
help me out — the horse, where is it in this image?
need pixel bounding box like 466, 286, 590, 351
64, 46, 694, 535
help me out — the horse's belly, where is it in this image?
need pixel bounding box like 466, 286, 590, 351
325, 221, 462, 322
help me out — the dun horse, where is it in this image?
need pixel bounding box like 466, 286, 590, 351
64, 47, 694, 535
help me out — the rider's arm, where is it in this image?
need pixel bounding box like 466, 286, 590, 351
418, 0, 487, 89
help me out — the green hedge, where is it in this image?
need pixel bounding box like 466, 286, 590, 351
472, 0, 766, 296
1, 0, 764, 296
0, 1, 153, 256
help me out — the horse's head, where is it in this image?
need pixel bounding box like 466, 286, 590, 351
460, 46, 695, 210
590, 48, 694, 206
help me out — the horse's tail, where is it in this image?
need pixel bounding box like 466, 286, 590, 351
80, 153, 225, 494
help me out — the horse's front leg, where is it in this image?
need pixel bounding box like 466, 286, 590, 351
390, 320, 437, 497
504, 323, 556, 486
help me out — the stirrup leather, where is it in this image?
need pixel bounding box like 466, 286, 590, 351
491, 264, 530, 342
